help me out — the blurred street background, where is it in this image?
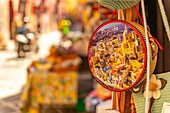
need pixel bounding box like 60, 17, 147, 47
0, 0, 108, 112
0, 31, 61, 112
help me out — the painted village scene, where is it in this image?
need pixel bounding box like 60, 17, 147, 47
89, 22, 145, 90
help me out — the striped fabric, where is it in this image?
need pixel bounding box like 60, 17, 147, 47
133, 72, 170, 113
97, 0, 140, 9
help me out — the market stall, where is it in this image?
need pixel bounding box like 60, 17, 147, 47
19, 45, 81, 113
20, 71, 78, 112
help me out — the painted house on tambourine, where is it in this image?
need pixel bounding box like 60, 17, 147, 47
121, 26, 134, 56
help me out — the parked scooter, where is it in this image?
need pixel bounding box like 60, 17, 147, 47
16, 32, 39, 58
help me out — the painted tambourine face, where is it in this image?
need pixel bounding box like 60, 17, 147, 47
88, 20, 147, 91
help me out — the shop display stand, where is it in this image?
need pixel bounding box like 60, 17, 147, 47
88, 0, 169, 112
91, 0, 155, 113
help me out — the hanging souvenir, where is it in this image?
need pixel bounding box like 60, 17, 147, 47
89, 0, 166, 113
88, 19, 159, 92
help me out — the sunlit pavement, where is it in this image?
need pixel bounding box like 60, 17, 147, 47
0, 51, 34, 113
0, 31, 61, 113
0, 51, 32, 99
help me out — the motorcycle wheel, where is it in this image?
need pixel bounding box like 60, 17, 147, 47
18, 42, 25, 58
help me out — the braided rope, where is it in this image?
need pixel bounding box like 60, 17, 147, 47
158, 0, 170, 42
141, 0, 150, 113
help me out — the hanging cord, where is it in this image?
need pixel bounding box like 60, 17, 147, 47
141, 0, 150, 113
121, 9, 125, 20
109, 10, 117, 21
134, 5, 163, 50
109, 9, 125, 21
118, 10, 121, 19
158, 0, 170, 42
134, 5, 144, 26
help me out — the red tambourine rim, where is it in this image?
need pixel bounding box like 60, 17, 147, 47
88, 20, 147, 92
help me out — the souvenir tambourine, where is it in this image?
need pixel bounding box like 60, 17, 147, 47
97, 0, 140, 9
88, 20, 158, 91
